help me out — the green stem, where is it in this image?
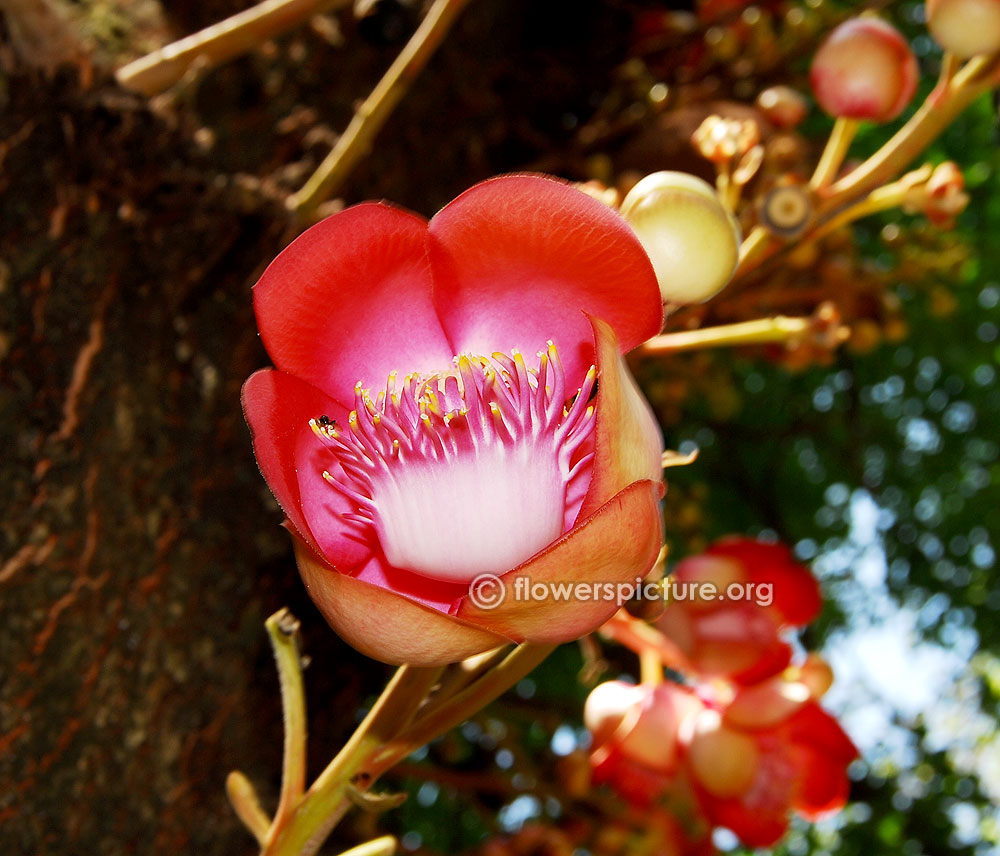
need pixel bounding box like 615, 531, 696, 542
823, 54, 1000, 209
733, 53, 1000, 283
266, 609, 308, 826
264, 665, 443, 856
370, 643, 555, 775
227, 770, 272, 845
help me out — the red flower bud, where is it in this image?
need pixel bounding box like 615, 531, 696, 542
810, 18, 918, 122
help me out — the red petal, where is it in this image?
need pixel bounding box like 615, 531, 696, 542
241, 369, 372, 570
455, 480, 663, 643
576, 315, 664, 521
428, 175, 662, 386
707, 538, 822, 626
704, 796, 789, 848
782, 703, 857, 815
253, 203, 455, 404
293, 536, 512, 665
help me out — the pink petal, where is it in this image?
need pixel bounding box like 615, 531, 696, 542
576, 315, 664, 521
242, 369, 372, 570
293, 535, 512, 666
253, 202, 455, 404
428, 175, 663, 386
455, 479, 663, 642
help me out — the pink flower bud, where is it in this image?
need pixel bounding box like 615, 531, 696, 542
810, 18, 918, 122
927, 0, 1000, 58
756, 86, 809, 129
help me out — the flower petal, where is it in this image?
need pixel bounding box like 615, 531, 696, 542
724, 677, 812, 730
784, 703, 858, 816
428, 175, 663, 385
455, 479, 663, 642
707, 538, 822, 626
253, 202, 455, 404
293, 536, 512, 666
242, 369, 373, 570
576, 315, 664, 521
703, 795, 789, 848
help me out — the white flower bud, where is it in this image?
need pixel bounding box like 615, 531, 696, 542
620, 171, 741, 304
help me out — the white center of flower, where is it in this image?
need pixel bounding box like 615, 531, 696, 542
312, 344, 596, 584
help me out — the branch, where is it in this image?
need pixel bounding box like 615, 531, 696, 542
116, 0, 352, 96
287, 0, 474, 217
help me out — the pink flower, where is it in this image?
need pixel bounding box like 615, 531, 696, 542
584, 667, 857, 849
242, 175, 666, 665
657, 538, 822, 684
688, 667, 858, 847
584, 680, 701, 807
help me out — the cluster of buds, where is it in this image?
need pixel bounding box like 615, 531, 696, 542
586, 539, 858, 851
691, 115, 760, 165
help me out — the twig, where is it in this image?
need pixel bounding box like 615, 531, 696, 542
116, 0, 352, 96
809, 117, 859, 189
287, 0, 474, 217
370, 643, 555, 774
641, 316, 812, 354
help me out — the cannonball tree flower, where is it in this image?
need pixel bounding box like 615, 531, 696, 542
584, 680, 701, 807
242, 175, 666, 666
656, 538, 822, 683
686, 664, 858, 847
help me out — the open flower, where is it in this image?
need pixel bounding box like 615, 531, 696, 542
687, 663, 858, 847
584, 667, 856, 849
242, 175, 665, 665
656, 538, 822, 683
584, 679, 701, 807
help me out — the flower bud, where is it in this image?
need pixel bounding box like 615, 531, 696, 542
927, 0, 1000, 58
810, 18, 918, 122
756, 85, 809, 129
620, 171, 741, 304
901, 161, 969, 226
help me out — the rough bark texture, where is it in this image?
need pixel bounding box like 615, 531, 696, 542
0, 1, 628, 852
